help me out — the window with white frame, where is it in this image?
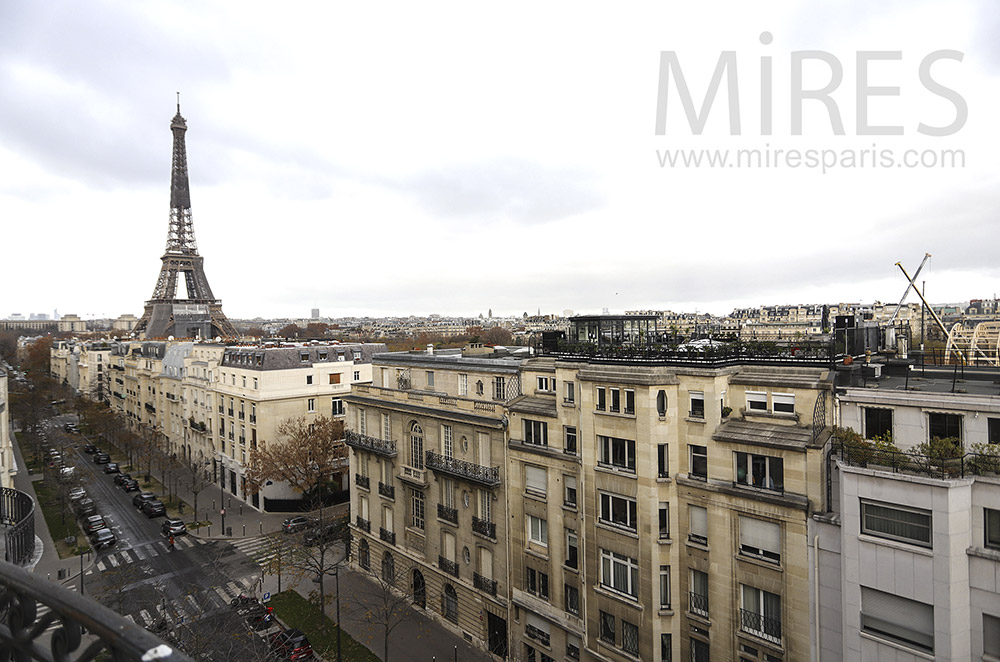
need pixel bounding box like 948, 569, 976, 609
689, 391, 705, 418
441, 478, 455, 510
689, 505, 707, 545
565, 529, 578, 569
425, 371, 434, 388
986, 508, 1000, 549
382, 413, 391, 441
442, 424, 453, 458
659, 565, 671, 609
928, 411, 962, 442
610, 388, 621, 413
458, 373, 468, 396
657, 443, 669, 478
658, 502, 670, 539
527, 515, 548, 545
860, 586, 933, 653
735, 452, 784, 492
624, 389, 635, 415
409, 422, 424, 469
772, 393, 795, 414
382, 505, 393, 533
739, 516, 781, 563
690, 570, 709, 616
353, 370, 360, 381
598, 435, 636, 473
596, 386, 606, 411
525, 465, 547, 497
599, 549, 639, 599
410, 489, 425, 530
358, 408, 367, 435
746, 391, 767, 411
860, 500, 932, 548
564, 583, 580, 615
525, 570, 549, 600
600, 493, 637, 531
307, 398, 315, 413
536, 376, 553, 392
740, 584, 782, 644
331, 398, 344, 416
523, 419, 548, 446
564, 381, 575, 403
564, 475, 577, 508
689, 445, 707, 479
478, 489, 492, 523
564, 426, 578, 455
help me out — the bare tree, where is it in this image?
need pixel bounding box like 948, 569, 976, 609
179, 455, 213, 523
244, 415, 348, 499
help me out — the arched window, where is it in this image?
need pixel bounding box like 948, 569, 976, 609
382, 551, 395, 584
657, 390, 667, 417
410, 422, 424, 469
412, 569, 426, 608
475, 380, 484, 396
359, 539, 370, 570
443, 584, 458, 623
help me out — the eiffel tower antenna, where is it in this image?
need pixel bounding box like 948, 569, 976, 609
133, 100, 238, 340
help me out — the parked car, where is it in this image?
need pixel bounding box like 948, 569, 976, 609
270, 628, 313, 660
120, 478, 139, 492
68, 487, 86, 501
82, 444, 97, 454
133, 492, 156, 509
58, 466, 75, 481
63, 423, 79, 433
83, 515, 107, 534
303, 523, 341, 547
161, 518, 187, 536
91, 528, 116, 550
75, 498, 97, 518
93, 453, 111, 464
281, 516, 314, 534
103, 463, 120, 474
142, 500, 166, 518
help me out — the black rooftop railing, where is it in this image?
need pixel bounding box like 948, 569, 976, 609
834, 440, 1000, 480
0, 487, 35, 566
538, 339, 836, 366
0, 560, 194, 661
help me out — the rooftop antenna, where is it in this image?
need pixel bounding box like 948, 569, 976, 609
176, 91, 181, 113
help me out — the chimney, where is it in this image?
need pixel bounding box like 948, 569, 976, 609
427, 344, 434, 355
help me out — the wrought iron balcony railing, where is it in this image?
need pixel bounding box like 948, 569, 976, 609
355, 473, 370, 489
437, 503, 458, 525
525, 624, 550, 647
355, 516, 371, 533
689, 591, 709, 617
344, 430, 398, 458
438, 555, 459, 578
379, 527, 396, 545
0, 487, 35, 566
424, 450, 500, 487
740, 608, 782, 644
471, 516, 495, 539
378, 482, 395, 499
0, 560, 193, 661
473, 572, 497, 597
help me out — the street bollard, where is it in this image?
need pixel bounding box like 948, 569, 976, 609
240, 505, 243, 516
208, 526, 211, 537
242, 524, 246, 536
259, 521, 263, 534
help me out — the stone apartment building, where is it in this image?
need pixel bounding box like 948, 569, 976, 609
0, 368, 14, 490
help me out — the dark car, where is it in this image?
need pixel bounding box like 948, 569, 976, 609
91, 528, 116, 550
161, 518, 186, 536
114, 472, 132, 486
83, 444, 97, 454
133, 492, 156, 509
142, 500, 166, 518
93, 453, 111, 464
282, 516, 314, 534
120, 478, 139, 492
102, 463, 120, 474
63, 423, 78, 433
83, 515, 107, 534
76, 498, 97, 518
303, 523, 341, 547
270, 628, 313, 660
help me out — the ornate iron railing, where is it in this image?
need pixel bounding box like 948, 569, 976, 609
688, 591, 709, 617
438, 556, 459, 578
377, 482, 395, 499
437, 503, 458, 524
379, 527, 396, 545
472, 516, 496, 539
0, 559, 194, 661
0, 487, 35, 566
425, 451, 500, 487
355, 516, 370, 533
740, 608, 782, 644
354, 473, 370, 489
473, 572, 497, 597
344, 430, 398, 457
525, 624, 550, 647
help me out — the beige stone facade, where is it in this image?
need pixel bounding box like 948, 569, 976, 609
0, 369, 13, 489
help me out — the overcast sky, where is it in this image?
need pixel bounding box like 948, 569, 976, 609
1, 1, 997, 320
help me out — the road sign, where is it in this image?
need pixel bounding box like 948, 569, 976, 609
262, 592, 271, 603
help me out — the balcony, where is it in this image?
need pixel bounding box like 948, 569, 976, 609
378, 482, 395, 499
525, 624, 550, 647
0, 487, 35, 566
379, 527, 396, 545
144, 403, 155, 413
0, 559, 193, 661
438, 555, 459, 578
437, 503, 458, 525
740, 608, 782, 644
425, 450, 500, 487
227, 409, 234, 417
355, 474, 370, 489
355, 516, 371, 533
473, 572, 497, 597
238, 412, 245, 420
472, 516, 496, 539
249, 415, 256, 424
689, 591, 709, 618
218, 405, 224, 414
344, 430, 398, 458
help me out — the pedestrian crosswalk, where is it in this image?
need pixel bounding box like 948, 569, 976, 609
230, 533, 286, 568
88, 535, 203, 574
111, 575, 258, 630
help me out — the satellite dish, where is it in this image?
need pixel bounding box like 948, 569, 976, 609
167, 335, 174, 341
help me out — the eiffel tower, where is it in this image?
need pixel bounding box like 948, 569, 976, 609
134, 101, 238, 340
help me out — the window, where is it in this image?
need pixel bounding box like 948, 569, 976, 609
358, 408, 367, 435
567, 635, 581, 660
525, 465, 547, 497
331, 398, 344, 416
928, 411, 962, 441
475, 380, 484, 396
747, 391, 767, 411
564, 381, 575, 403
739, 516, 781, 563
382, 505, 393, 533
537, 376, 553, 392
658, 502, 670, 539
772, 393, 794, 414
659, 565, 671, 609
596, 386, 606, 411
493, 376, 506, 400
478, 489, 492, 523
656, 390, 667, 417
735, 452, 784, 492
690, 570, 709, 616
409, 422, 424, 469
353, 350, 361, 361
660, 634, 672, 662
624, 389, 635, 415
458, 373, 468, 396
691, 639, 709, 662
382, 414, 391, 442
860, 586, 934, 653
610, 388, 621, 413
443, 584, 458, 623
523, 419, 548, 446
622, 620, 639, 655
253, 377, 258, 389
300, 352, 309, 362
600, 550, 639, 598
306, 375, 313, 385
526, 567, 549, 599
426, 371, 434, 388
689, 445, 707, 479
657, 443, 669, 478
353, 370, 360, 381
441, 478, 455, 510
689, 391, 705, 418
564, 426, 577, 454
598, 435, 636, 473
986, 508, 1000, 549
990, 418, 1000, 444
307, 398, 315, 413
528, 515, 548, 545
564, 583, 580, 615
565, 529, 579, 569
359, 539, 370, 569
741, 585, 782, 643
984, 614, 1000, 658
860, 501, 932, 548
689, 505, 707, 545
564, 475, 577, 508
442, 424, 453, 458
600, 493, 638, 531
329, 373, 341, 385
410, 489, 425, 530
599, 611, 616, 644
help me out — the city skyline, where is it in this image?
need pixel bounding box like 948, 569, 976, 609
1, 2, 998, 319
